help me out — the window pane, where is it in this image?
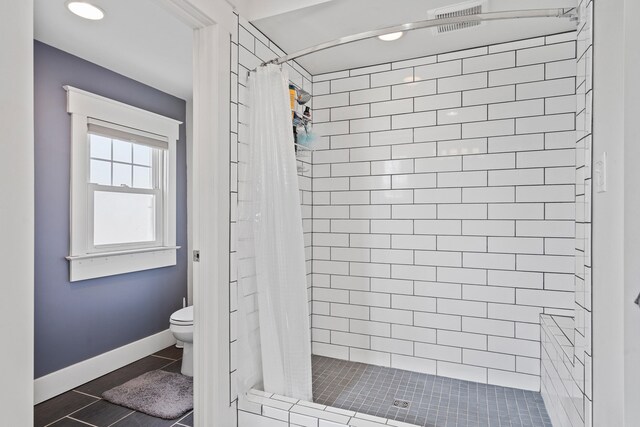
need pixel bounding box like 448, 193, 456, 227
113, 163, 132, 187
133, 144, 152, 166
90, 134, 112, 160
133, 166, 152, 189
94, 191, 156, 246
90, 159, 111, 185
113, 139, 132, 163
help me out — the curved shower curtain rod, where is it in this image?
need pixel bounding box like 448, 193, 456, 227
250, 8, 578, 71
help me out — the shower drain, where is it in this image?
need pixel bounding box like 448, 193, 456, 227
392, 399, 411, 409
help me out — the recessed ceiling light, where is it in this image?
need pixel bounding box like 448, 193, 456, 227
67, 1, 105, 20
378, 32, 404, 42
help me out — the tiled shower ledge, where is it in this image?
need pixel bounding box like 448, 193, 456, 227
542, 314, 575, 361
241, 388, 420, 427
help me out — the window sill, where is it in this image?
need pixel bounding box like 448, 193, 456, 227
67, 246, 181, 282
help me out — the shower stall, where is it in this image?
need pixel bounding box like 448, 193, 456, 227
231, 4, 592, 427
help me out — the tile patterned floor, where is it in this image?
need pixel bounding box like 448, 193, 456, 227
36, 350, 552, 427
34, 346, 193, 427
312, 356, 553, 427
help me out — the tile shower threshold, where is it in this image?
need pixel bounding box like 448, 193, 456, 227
244, 388, 420, 427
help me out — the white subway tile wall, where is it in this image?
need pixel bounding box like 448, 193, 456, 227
541, 1, 593, 427
311, 33, 578, 392
231, 14, 590, 427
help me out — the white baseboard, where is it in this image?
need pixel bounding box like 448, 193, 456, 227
34, 329, 176, 404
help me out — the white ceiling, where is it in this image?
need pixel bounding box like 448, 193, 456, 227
34, 0, 576, 97
253, 0, 578, 75
34, 0, 193, 100
233, 0, 334, 21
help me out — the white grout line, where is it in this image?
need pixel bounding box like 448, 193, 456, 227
106, 410, 136, 427
160, 359, 181, 371
171, 410, 194, 427
43, 416, 71, 427
67, 416, 99, 426
67, 399, 104, 417
42, 399, 102, 427
150, 354, 178, 361
72, 389, 101, 399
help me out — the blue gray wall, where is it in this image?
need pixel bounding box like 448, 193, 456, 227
34, 41, 188, 378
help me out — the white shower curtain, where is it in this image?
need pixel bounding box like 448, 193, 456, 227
236, 64, 313, 401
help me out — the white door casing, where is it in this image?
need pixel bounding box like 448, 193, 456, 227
0, 0, 34, 423
148, 1, 236, 426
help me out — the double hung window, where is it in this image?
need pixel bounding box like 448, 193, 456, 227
65, 86, 181, 281
88, 120, 164, 251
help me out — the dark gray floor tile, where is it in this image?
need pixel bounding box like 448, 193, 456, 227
34, 390, 99, 427
312, 355, 552, 427
34, 353, 194, 427
110, 410, 181, 426
48, 417, 93, 427
153, 345, 184, 361
70, 400, 133, 426
75, 356, 170, 396
160, 360, 183, 374
178, 411, 194, 426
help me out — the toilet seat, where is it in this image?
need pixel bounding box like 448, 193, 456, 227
170, 305, 193, 326
169, 306, 194, 376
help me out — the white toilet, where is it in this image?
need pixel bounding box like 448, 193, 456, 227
170, 305, 194, 376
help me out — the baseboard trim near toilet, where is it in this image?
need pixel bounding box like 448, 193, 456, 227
34, 329, 176, 404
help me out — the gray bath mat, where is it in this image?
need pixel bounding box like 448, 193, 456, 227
102, 370, 193, 419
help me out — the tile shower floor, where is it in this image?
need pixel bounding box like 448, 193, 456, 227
34, 346, 193, 427
312, 356, 553, 427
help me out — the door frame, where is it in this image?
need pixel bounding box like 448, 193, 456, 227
161, 1, 235, 426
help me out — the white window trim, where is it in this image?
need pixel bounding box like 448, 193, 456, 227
64, 86, 182, 281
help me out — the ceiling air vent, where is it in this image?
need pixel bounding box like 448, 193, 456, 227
429, 1, 486, 34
